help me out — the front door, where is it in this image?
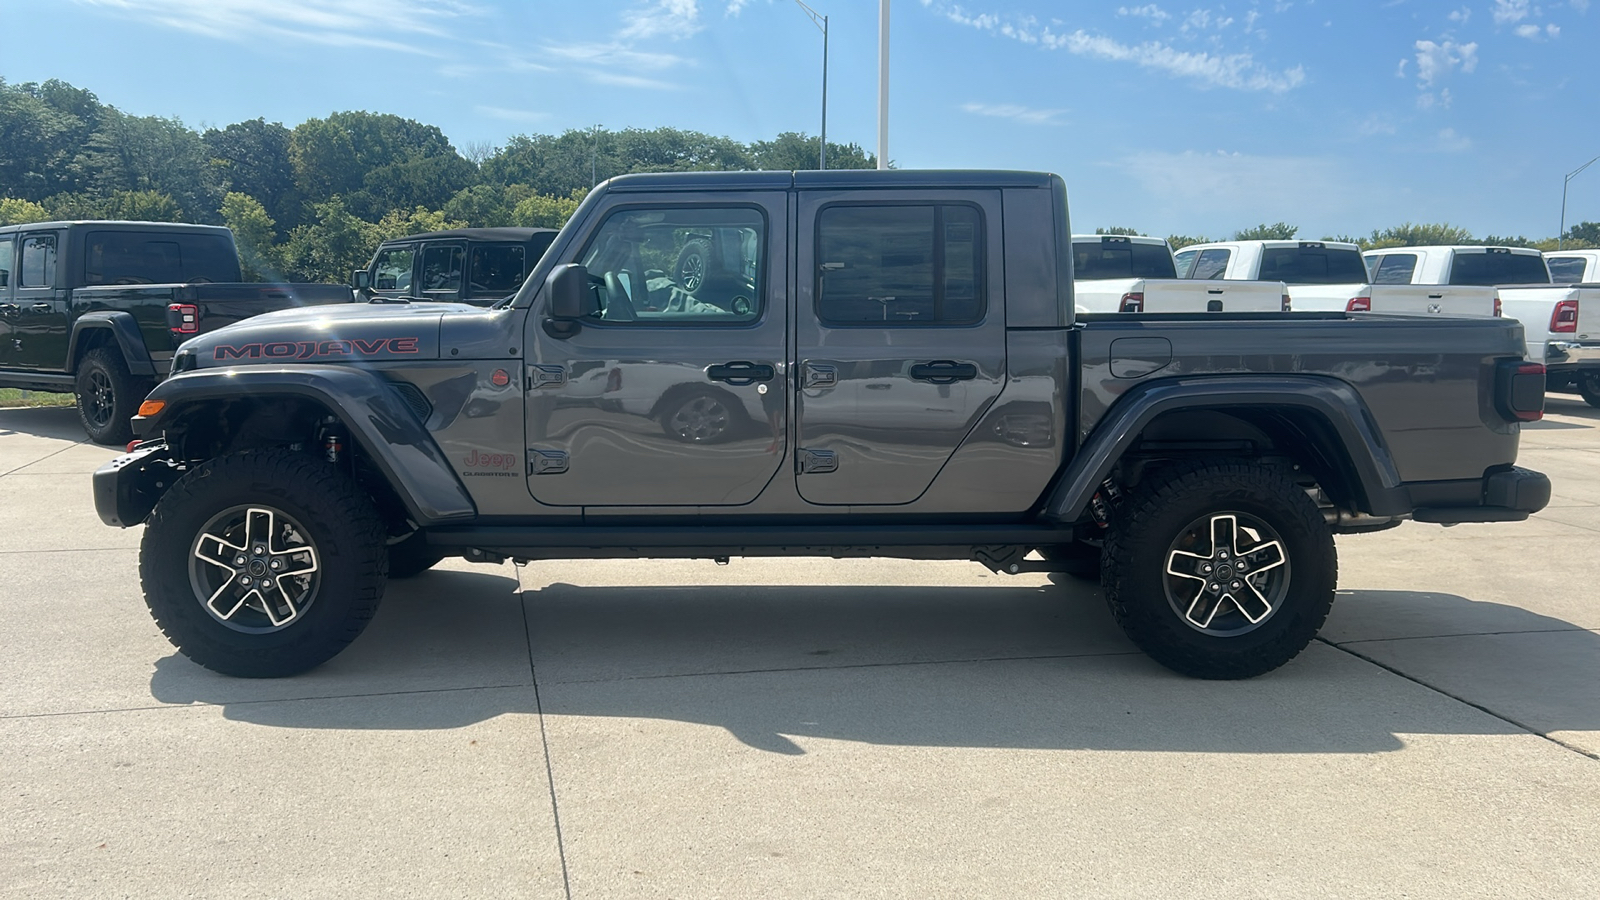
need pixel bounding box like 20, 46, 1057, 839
0, 236, 15, 366
794, 190, 1007, 505
522, 194, 788, 506
11, 231, 67, 370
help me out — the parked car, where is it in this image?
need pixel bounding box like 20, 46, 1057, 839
1074, 234, 1289, 313
96, 169, 1549, 683
0, 220, 353, 443
1355, 246, 1524, 318
354, 227, 558, 306
1490, 252, 1600, 407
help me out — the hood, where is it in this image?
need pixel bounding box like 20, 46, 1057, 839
178, 301, 473, 368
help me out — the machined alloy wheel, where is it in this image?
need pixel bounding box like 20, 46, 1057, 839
664, 394, 732, 442
1163, 512, 1290, 636
189, 505, 321, 631
676, 239, 712, 293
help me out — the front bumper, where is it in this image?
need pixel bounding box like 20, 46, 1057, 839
1544, 341, 1600, 371
93, 444, 180, 527
1412, 466, 1552, 524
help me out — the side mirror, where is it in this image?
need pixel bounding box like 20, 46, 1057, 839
351, 269, 372, 290
546, 263, 591, 319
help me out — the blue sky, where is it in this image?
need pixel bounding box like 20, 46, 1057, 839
4, 1, 1597, 239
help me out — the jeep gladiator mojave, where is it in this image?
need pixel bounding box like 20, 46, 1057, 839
92, 170, 1552, 682
1073, 234, 1290, 314
0, 221, 353, 444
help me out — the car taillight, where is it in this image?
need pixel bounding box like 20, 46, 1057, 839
1281, 293, 1292, 312
1119, 292, 1144, 313
1496, 360, 1546, 422
168, 303, 199, 334
1493, 295, 1503, 318
1346, 297, 1371, 312
1550, 299, 1579, 333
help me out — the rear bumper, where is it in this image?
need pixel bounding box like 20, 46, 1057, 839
1412, 466, 1551, 524
1544, 341, 1600, 371
93, 444, 178, 527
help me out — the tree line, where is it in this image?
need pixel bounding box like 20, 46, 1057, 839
0, 77, 875, 282
1103, 221, 1600, 252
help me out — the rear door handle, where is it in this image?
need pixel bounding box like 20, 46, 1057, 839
30, 303, 53, 313
706, 361, 775, 385
0, 304, 18, 315
909, 361, 978, 384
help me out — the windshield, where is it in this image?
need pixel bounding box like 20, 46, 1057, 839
1257, 245, 1369, 284
1072, 240, 1175, 279
1448, 251, 1550, 286
83, 230, 241, 285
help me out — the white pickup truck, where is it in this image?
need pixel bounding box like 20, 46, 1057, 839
1360, 246, 1527, 319
1072, 234, 1289, 313
1499, 250, 1600, 407
1180, 240, 1501, 316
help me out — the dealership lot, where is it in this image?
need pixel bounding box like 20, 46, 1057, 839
2, 401, 1598, 899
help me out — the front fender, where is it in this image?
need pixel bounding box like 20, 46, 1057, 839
135, 365, 477, 525
68, 311, 157, 377
1042, 375, 1406, 522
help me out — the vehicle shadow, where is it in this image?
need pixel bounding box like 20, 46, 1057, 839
0, 405, 88, 442
1544, 394, 1600, 420
149, 574, 1600, 756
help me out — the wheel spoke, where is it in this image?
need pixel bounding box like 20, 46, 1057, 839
206, 575, 249, 620
271, 547, 318, 578
1165, 550, 1211, 581
1185, 586, 1226, 629
1210, 514, 1238, 560
244, 508, 276, 553
1239, 540, 1286, 575
194, 533, 245, 572
263, 592, 297, 627
1230, 580, 1274, 624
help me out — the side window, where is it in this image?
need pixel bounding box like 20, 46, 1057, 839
1173, 248, 1198, 279
20, 234, 57, 288
0, 238, 13, 291
1191, 248, 1231, 280
1372, 254, 1417, 285
1547, 257, 1588, 283
578, 206, 764, 324
468, 244, 527, 296
372, 246, 414, 291
420, 245, 464, 294
816, 204, 984, 325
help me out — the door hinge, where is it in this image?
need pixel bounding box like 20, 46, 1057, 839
526, 364, 566, 389
528, 449, 569, 475
802, 363, 836, 388
796, 448, 838, 474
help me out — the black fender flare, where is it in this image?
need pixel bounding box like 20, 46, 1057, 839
68, 311, 158, 377
135, 365, 477, 525
1041, 375, 1406, 522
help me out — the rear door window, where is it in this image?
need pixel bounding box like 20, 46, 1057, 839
1448, 250, 1550, 285
1257, 245, 1369, 284
1190, 248, 1231, 280
0, 237, 14, 293
816, 204, 984, 325
467, 244, 527, 297
1371, 254, 1417, 284
419, 244, 465, 297
1072, 240, 1175, 279
20, 234, 57, 287
1546, 256, 1589, 283
82, 231, 240, 284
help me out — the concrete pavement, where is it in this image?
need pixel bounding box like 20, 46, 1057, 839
2, 400, 1598, 898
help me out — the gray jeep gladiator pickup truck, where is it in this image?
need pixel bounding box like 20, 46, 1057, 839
0, 220, 352, 444
92, 170, 1552, 681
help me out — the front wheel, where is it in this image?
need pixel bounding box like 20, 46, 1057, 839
140, 449, 389, 677
1101, 461, 1337, 679
1578, 371, 1600, 409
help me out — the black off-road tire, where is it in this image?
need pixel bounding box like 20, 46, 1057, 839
1101, 460, 1337, 680
140, 449, 389, 677
75, 347, 152, 446
388, 531, 446, 579
1578, 371, 1600, 409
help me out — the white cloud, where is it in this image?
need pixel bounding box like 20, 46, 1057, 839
1573, 0, 1591, 12
1117, 4, 1170, 24
961, 102, 1066, 125
1493, 0, 1531, 24
75, 0, 478, 54
726, 0, 749, 15
1436, 128, 1472, 152
1412, 39, 1477, 87
474, 105, 549, 123
1053, 30, 1304, 93
1182, 9, 1234, 32
1115, 149, 1361, 227
1548, 23, 1562, 36
619, 0, 701, 42
1514, 22, 1541, 37
1447, 7, 1471, 24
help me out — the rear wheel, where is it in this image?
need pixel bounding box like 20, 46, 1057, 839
1101, 461, 1337, 679
140, 449, 389, 677
75, 347, 151, 445
1578, 371, 1600, 409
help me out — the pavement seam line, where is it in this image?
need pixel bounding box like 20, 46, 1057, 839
524, 594, 575, 900
0, 681, 537, 721
0, 439, 86, 479
544, 649, 1146, 687
1333, 626, 1596, 645
1317, 637, 1600, 762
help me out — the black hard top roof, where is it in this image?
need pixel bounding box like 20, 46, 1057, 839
0, 220, 232, 235
379, 227, 559, 244
604, 169, 1058, 191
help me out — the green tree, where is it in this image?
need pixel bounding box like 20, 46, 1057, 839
442, 183, 535, 228
1166, 234, 1211, 250
1233, 222, 1298, 240
103, 189, 183, 221
290, 111, 476, 220
511, 189, 587, 229
1094, 226, 1145, 236
1361, 222, 1477, 250
74, 110, 216, 220
1560, 222, 1600, 249
0, 197, 49, 225
0, 78, 106, 200
373, 206, 464, 241
278, 196, 381, 283
204, 119, 299, 232
219, 193, 281, 281
748, 132, 875, 170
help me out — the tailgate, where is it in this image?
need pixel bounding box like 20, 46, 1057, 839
1283, 283, 1364, 313
1366, 284, 1499, 317
1138, 280, 1287, 313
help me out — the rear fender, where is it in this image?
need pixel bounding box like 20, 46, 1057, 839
135, 365, 477, 525
68, 311, 158, 377
1042, 375, 1406, 522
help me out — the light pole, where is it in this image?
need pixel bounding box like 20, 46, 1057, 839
878, 0, 889, 170
1560, 154, 1600, 249
794, 1, 828, 170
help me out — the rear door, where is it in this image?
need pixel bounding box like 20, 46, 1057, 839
522, 193, 787, 506
793, 189, 1005, 505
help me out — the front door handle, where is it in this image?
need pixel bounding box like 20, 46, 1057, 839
909, 361, 978, 384
29, 303, 53, 313
706, 361, 775, 385
0, 304, 18, 315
